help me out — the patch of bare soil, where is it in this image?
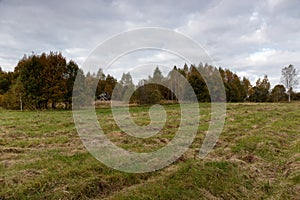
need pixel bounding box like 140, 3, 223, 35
0, 147, 25, 154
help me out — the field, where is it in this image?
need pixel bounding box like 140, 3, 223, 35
1, 103, 300, 199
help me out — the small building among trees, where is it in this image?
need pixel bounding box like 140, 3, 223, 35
97, 92, 111, 101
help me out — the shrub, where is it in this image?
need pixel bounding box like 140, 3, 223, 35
134, 84, 162, 105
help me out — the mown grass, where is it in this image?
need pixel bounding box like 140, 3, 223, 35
1, 103, 299, 199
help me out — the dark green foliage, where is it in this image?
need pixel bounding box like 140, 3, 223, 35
270, 84, 287, 102
1, 53, 298, 110
134, 83, 162, 105
249, 75, 271, 102
219, 68, 248, 102
0, 67, 13, 95
187, 72, 210, 102
3, 52, 80, 109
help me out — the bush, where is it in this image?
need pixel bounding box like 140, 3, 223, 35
0, 94, 3, 107
2, 90, 20, 109
134, 84, 162, 105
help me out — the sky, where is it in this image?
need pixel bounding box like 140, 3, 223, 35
0, 0, 300, 89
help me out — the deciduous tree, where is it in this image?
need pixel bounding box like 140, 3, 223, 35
281, 64, 298, 102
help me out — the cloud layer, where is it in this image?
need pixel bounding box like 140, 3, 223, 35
0, 0, 299, 88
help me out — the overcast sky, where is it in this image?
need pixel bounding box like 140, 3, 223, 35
0, 0, 299, 88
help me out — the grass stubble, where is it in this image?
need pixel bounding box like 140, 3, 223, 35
0, 103, 299, 199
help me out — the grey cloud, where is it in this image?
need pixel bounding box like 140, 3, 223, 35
0, 0, 299, 89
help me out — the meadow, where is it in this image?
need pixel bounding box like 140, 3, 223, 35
0, 103, 299, 199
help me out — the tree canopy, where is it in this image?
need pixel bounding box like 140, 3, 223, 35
0, 52, 299, 110
281, 64, 299, 102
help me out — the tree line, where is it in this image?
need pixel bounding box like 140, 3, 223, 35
0, 52, 80, 109
0, 52, 299, 110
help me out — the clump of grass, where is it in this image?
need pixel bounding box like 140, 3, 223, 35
109, 160, 263, 199
1, 102, 300, 199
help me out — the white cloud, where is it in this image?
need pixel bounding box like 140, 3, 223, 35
0, 0, 299, 91
249, 12, 259, 22
239, 23, 268, 44
248, 48, 276, 63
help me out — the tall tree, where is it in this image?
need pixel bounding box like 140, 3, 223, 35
219, 68, 248, 102
72, 68, 87, 108
149, 66, 165, 100
42, 52, 68, 108
11, 52, 81, 109
167, 66, 179, 101
64, 60, 80, 108
242, 77, 251, 100
271, 85, 286, 102
281, 64, 298, 102
249, 75, 270, 102
104, 74, 117, 96
186, 65, 210, 102
119, 72, 135, 101
17, 54, 46, 109
0, 67, 13, 95
96, 68, 106, 80
151, 66, 164, 83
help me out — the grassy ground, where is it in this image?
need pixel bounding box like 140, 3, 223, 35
0, 103, 299, 199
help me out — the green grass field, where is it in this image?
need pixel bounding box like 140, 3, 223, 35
1, 103, 300, 199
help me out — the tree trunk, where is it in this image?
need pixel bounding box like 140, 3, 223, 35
20, 97, 23, 111
52, 102, 56, 109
